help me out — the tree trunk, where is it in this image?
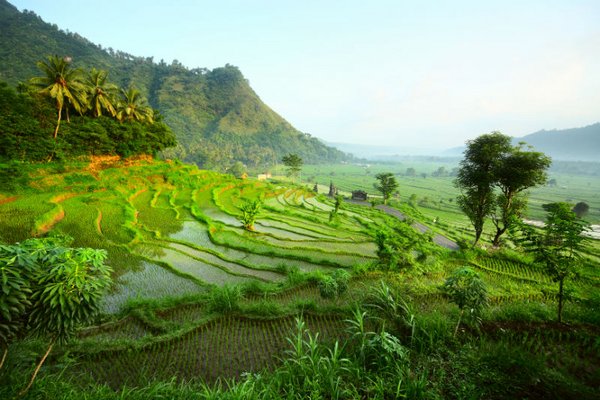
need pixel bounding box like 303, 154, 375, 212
0, 346, 7, 370
454, 309, 464, 337
53, 107, 62, 139
558, 278, 564, 323
473, 228, 482, 247
492, 227, 506, 247
17, 339, 55, 398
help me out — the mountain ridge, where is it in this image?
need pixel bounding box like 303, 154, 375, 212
0, 0, 348, 168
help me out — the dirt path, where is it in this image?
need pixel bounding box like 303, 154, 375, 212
349, 201, 460, 250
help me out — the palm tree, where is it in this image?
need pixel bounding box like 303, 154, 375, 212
85, 68, 118, 117
116, 87, 154, 123
29, 55, 87, 139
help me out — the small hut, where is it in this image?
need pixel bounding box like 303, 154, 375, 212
351, 190, 368, 201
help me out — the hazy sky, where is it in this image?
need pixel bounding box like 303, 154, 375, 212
11, 0, 600, 151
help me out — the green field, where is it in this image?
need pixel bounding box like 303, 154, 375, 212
1, 159, 599, 399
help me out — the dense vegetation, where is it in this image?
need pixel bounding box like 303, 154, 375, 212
0, 1, 598, 397
0, 158, 598, 399
0, 0, 349, 169
0, 77, 175, 162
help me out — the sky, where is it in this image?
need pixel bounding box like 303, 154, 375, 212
10, 0, 600, 152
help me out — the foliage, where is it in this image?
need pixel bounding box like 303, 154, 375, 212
364, 281, 415, 337
238, 199, 262, 231
456, 132, 551, 246
0, 81, 175, 161
491, 143, 551, 246
374, 226, 417, 271
29, 55, 88, 139
373, 172, 399, 204
317, 269, 350, 300
0, 5, 353, 169
0, 236, 112, 394
207, 285, 242, 313
455, 132, 512, 246
116, 87, 154, 123
572, 201, 589, 218
85, 68, 118, 118
442, 266, 488, 335
515, 202, 589, 322
228, 161, 246, 178
281, 153, 303, 180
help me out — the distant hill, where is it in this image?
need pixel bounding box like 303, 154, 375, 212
443, 123, 600, 161
516, 123, 600, 162
0, 0, 348, 168
326, 141, 444, 159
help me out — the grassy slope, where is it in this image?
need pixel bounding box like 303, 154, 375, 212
1, 159, 598, 399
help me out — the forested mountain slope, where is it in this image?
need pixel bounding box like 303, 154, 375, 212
0, 0, 348, 168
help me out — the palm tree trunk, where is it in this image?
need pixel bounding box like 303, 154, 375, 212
0, 347, 7, 370
53, 107, 62, 139
17, 339, 55, 398
454, 309, 464, 337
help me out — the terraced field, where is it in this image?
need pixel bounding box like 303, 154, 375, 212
2, 160, 599, 396
0, 161, 384, 313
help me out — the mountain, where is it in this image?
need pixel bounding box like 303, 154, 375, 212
0, 0, 348, 168
516, 123, 600, 162
443, 123, 600, 161
326, 141, 445, 159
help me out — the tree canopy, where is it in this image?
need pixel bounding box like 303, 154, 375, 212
455, 132, 550, 246
515, 202, 589, 323
282, 153, 303, 180
0, 57, 176, 162
374, 173, 399, 205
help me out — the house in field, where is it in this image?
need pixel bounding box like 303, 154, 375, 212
351, 190, 368, 201
257, 172, 272, 181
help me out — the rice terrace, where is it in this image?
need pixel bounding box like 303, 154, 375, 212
1, 1, 600, 399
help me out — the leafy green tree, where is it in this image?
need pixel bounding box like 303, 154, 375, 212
517, 203, 589, 323
238, 199, 262, 231
491, 144, 551, 246
455, 132, 512, 246
29, 55, 88, 139
0, 237, 112, 396
373, 172, 399, 204
116, 87, 154, 123
572, 201, 590, 218
282, 153, 303, 180
228, 161, 246, 179
442, 267, 488, 336
85, 68, 118, 117
405, 167, 416, 177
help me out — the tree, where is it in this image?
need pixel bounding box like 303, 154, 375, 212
442, 267, 488, 336
405, 167, 416, 177
491, 144, 551, 246
29, 55, 88, 139
572, 201, 590, 218
229, 161, 246, 179
517, 202, 589, 323
282, 153, 303, 180
238, 199, 262, 231
85, 68, 118, 117
455, 132, 512, 246
0, 237, 112, 396
373, 173, 399, 205
116, 87, 154, 123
